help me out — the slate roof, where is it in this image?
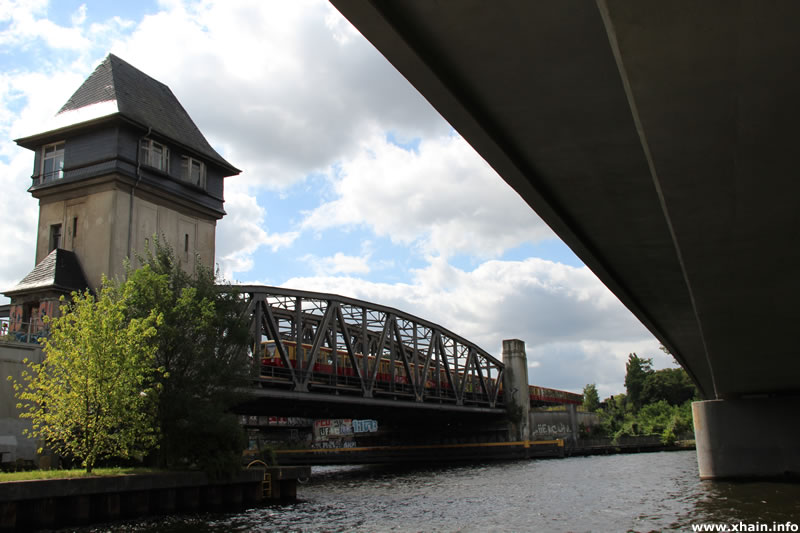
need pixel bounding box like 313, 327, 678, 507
4, 249, 89, 297
44, 54, 237, 173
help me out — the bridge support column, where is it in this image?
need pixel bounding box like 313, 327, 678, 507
693, 397, 800, 480
566, 404, 579, 447
502, 339, 530, 442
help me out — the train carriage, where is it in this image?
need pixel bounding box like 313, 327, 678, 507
258, 339, 582, 406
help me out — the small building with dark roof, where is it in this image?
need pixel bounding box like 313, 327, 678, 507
3, 249, 89, 341
11, 53, 239, 294
4, 53, 238, 332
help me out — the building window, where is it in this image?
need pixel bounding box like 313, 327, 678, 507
49, 224, 62, 252
41, 141, 65, 183
140, 138, 170, 172
180, 156, 206, 188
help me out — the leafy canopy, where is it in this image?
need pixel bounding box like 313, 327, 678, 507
582, 383, 600, 412
624, 353, 654, 411
126, 238, 250, 474
11, 280, 163, 473
641, 367, 697, 406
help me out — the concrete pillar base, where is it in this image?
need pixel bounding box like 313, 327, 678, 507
693, 397, 800, 480
502, 339, 530, 442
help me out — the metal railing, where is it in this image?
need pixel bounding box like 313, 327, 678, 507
0, 318, 48, 344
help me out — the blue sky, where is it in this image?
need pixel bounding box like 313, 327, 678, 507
0, 0, 667, 397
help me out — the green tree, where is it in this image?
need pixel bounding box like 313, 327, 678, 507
582, 383, 600, 412
624, 353, 653, 411
641, 367, 697, 406
597, 393, 633, 439
11, 281, 162, 473
637, 400, 694, 445
126, 239, 250, 475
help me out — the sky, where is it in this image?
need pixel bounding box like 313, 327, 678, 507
0, 0, 672, 398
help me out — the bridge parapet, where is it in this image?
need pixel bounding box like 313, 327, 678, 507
238, 286, 504, 409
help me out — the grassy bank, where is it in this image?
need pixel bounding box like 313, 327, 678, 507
0, 467, 162, 483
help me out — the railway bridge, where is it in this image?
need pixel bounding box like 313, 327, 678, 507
232, 286, 581, 462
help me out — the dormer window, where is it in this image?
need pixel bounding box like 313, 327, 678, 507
140, 138, 169, 172
181, 156, 206, 188
41, 141, 65, 183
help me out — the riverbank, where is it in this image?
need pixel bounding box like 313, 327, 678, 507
566, 436, 696, 456
0, 466, 310, 531
0, 467, 160, 482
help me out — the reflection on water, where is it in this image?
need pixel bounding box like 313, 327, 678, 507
67, 451, 800, 532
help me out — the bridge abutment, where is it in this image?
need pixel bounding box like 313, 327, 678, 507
693, 397, 800, 480
502, 339, 530, 442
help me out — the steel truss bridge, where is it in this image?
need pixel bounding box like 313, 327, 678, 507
237, 286, 506, 417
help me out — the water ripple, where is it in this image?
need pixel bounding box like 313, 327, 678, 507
65, 452, 800, 533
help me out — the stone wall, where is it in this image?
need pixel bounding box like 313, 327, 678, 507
529, 409, 600, 440
0, 342, 43, 463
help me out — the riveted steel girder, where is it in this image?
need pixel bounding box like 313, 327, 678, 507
239, 285, 505, 410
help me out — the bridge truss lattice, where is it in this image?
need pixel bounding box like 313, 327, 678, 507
239, 286, 505, 409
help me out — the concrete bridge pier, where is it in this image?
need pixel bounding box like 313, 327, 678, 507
693, 397, 800, 480
502, 339, 530, 442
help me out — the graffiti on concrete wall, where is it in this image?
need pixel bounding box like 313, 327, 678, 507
353, 419, 378, 433
313, 440, 358, 449
530, 410, 599, 438
240, 416, 314, 427
314, 418, 353, 437
311, 419, 379, 448
533, 423, 572, 437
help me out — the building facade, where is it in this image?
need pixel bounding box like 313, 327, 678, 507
4, 53, 239, 333
1, 54, 239, 465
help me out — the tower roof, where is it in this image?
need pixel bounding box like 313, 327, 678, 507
18, 54, 238, 174
3, 249, 89, 298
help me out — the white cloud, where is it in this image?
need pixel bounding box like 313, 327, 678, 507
0, 149, 38, 301
109, 0, 448, 190
303, 133, 554, 258
303, 252, 371, 276
71, 4, 87, 26
0, 0, 91, 52
215, 188, 298, 280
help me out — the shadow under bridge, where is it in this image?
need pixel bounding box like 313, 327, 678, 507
236, 286, 506, 419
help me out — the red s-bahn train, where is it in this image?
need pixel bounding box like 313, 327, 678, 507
259, 340, 582, 406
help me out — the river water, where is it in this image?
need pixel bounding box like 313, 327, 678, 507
69, 451, 799, 532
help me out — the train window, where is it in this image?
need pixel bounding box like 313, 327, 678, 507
261, 341, 275, 357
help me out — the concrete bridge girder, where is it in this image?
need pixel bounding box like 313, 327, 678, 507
328, 0, 800, 479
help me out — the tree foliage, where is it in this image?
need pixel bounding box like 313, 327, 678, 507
637, 400, 694, 445
641, 367, 697, 406
624, 353, 654, 411
126, 239, 251, 475
594, 353, 697, 444
11, 281, 162, 473
582, 383, 600, 412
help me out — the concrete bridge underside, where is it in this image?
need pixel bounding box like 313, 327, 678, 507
330, 0, 800, 479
